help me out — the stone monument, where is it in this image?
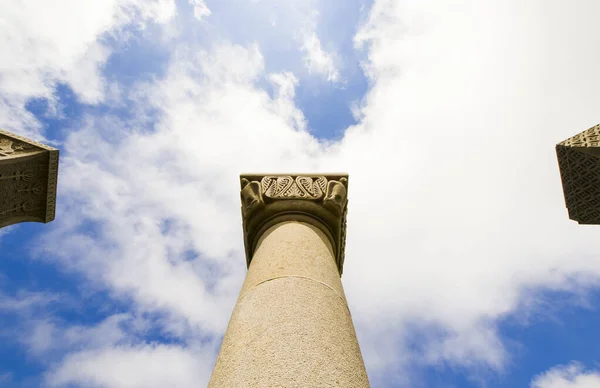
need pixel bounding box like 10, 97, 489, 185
0, 129, 59, 229
208, 174, 370, 387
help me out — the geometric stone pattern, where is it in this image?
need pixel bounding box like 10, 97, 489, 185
240, 174, 349, 274
0, 129, 59, 229
556, 124, 600, 224
559, 123, 600, 147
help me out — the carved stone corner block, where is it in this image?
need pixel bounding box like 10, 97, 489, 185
557, 124, 600, 224
240, 174, 349, 274
0, 129, 59, 229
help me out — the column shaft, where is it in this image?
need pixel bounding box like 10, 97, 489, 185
208, 221, 369, 387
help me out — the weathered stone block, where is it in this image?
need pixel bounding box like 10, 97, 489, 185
0, 129, 59, 228
557, 124, 600, 224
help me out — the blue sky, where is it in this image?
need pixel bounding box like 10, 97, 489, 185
2, 0, 600, 387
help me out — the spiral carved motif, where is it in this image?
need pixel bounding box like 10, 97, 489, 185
261, 176, 328, 199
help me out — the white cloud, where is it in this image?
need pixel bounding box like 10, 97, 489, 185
0, 0, 177, 137
4, 305, 220, 387
188, 0, 211, 21
23, 314, 132, 357
296, 7, 341, 82
531, 363, 600, 388
47, 344, 215, 388
200, 0, 342, 82
267, 71, 306, 130
0, 291, 59, 312
301, 30, 340, 82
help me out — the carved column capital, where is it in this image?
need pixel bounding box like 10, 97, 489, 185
240, 174, 349, 274
557, 124, 600, 224
0, 129, 59, 228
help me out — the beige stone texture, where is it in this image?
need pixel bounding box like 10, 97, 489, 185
208, 221, 369, 387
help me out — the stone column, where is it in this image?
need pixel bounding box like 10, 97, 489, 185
208, 174, 369, 387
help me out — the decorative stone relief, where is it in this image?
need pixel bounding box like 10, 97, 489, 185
559, 124, 600, 147
240, 178, 264, 218
240, 174, 349, 274
0, 129, 59, 229
323, 178, 348, 216
557, 124, 600, 224
261, 176, 328, 200
0, 135, 37, 157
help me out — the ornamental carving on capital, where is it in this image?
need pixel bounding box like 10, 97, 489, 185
240, 174, 349, 274
557, 124, 600, 224
0, 129, 59, 229
559, 124, 600, 148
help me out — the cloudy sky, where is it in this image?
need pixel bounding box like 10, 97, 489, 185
1, 0, 600, 387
